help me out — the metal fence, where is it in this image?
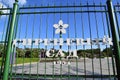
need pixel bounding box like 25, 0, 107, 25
0, 0, 120, 80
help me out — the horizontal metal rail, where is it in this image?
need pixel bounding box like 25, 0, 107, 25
0, 11, 108, 15
0, 1, 118, 80
13, 40, 109, 44
114, 10, 120, 12
18, 10, 108, 14
11, 73, 116, 79
114, 5, 120, 7
0, 41, 6, 43
19, 5, 106, 9
0, 8, 11, 10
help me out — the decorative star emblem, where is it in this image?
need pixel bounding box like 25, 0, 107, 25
53, 20, 69, 34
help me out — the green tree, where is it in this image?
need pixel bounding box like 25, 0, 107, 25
16, 47, 25, 57
0, 10, 3, 17
25, 48, 31, 58
0, 44, 4, 57
31, 48, 40, 58
77, 48, 101, 58
102, 48, 113, 57
0, 11, 3, 14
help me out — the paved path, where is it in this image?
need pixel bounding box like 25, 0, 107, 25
12, 58, 116, 76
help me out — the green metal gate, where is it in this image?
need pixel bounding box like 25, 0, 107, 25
0, 0, 120, 80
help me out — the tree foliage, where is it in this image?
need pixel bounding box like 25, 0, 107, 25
16, 47, 25, 57
102, 48, 113, 57
0, 44, 4, 57
0, 44, 113, 58
0, 11, 3, 16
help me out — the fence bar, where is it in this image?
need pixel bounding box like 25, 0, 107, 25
19, 5, 106, 9
106, 0, 120, 80
2, 0, 18, 80
0, 10, 107, 15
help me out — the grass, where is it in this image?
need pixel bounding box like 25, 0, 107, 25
0, 58, 65, 66
0, 57, 39, 66
15, 58, 39, 64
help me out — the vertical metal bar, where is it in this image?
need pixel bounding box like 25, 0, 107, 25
107, 0, 120, 79
87, 2, 95, 79
94, 3, 103, 80
101, 4, 112, 79
80, 2, 86, 80
1, 10, 12, 77
73, 3, 78, 79
114, 5, 120, 40
52, 3, 55, 80
1, 11, 8, 42
22, 14, 29, 80
37, 6, 42, 80
14, 12, 22, 79
10, 9, 19, 80
29, 5, 36, 80
114, 2, 120, 38
44, 4, 49, 79
101, 12, 111, 79
3, 0, 18, 80
0, 9, 9, 76
68, 18, 71, 79
59, 2, 62, 80
67, 2, 70, 79
103, 7, 112, 79
105, 6, 117, 80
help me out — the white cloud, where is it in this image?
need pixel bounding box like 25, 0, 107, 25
0, 2, 7, 8
19, 0, 27, 6
3, 0, 14, 7
0, 0, 27, 18
0, 0, 27, 7
0, 2, 10, 18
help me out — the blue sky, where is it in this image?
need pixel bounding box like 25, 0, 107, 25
26, 0, 119, 6
0, 0, 119, 51
0, 0, 26, 7
0, 0, 119, 8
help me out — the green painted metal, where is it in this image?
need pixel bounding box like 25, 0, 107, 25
2, 0, 18, 80
107, 0, 120, 80
0, 9, 12, 77
0, 0, 120, 80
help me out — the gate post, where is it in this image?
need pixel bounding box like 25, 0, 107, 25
3, 0, 18, 80
106, 0, 120, 79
